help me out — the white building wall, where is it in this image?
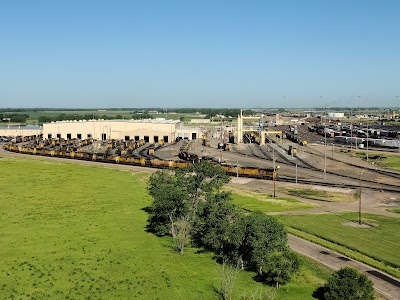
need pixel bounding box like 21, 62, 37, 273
0, 127, 42, 137
42, 120, 201, 143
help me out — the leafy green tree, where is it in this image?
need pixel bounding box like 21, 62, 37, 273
262, 249, 300, 288
243, 211, 287, 275
322, 267, 374, 300
192, 191, 238, 253
147, 161, 230, 249
147, 171, 189, 236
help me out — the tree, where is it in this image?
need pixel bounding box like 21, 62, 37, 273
261, 249, 300, 288
322, 267, 374, 300
147, 171, 189, 236
147, 161, 231, 253
173, 216, 191, 255
192, 191, 238, 253
216, 262, 238, 300
243, 212, 287, 275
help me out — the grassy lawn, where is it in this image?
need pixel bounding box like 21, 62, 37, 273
386, 208, 400, 214
338, 149, 400, 171
276, 213, 400, 270
286, 188, 356, 202
0, 157, 331, 299
226, 188, 316, 213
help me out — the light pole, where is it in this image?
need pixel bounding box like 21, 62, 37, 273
350, 108, 353, 150
295, 163, 298, 184
358, 96, 361, 117
358, 171, 363, 224
324, 116, 327, 179
283, 96, 286, 112
273, 164, 279, 198
366, 124, 369, 162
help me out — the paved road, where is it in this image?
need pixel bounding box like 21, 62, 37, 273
288, 234, 400, 300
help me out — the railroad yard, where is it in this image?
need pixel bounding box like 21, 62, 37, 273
3, 121, 400, 214
2, 119, 400, 299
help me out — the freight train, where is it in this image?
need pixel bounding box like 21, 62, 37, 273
3, 138, 277, 180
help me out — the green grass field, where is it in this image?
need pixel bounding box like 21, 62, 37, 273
0, 157, 331, 299
338, 149, 400, 171
387, 208, 400, 214
286, 188, 356, 202
276, 213, 400, 269
229, 191, 316, 213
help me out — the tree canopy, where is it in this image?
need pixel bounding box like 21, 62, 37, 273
146, 160, 300, 287
322, 267, 374, 300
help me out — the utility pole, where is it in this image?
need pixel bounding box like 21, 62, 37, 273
366, 124, 369, 162
350, 108, 353, 150
283, 96, 286, 112
324, 117, 327, 179
295, 163, 298, 184
273, 160, 278, 198
358, 171, 363, 224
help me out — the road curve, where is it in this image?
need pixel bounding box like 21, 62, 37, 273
288, 234, 400, 300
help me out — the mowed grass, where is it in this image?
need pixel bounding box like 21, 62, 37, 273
387, 208, 400, 214
227, 189, 316, 213
339, 150, 400, 171
286, 188, 356, 202
276, 213, 400, 268
0, 157, 331, 299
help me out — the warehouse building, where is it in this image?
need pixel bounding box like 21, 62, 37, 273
42, 119, 201, 143
0, 125, 42, 137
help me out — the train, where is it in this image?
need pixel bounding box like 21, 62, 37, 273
3, 138, 277, 180
285, 132, 308, 146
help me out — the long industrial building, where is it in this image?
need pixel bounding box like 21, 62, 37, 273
42, 119, 202, 143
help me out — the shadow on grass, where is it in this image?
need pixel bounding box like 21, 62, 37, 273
312, 286, 325, 299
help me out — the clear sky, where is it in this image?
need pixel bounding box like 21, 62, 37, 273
0, 0, 399, 108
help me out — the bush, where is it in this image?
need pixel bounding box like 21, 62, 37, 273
321, 267, 374, 300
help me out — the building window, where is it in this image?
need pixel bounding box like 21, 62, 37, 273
77, 134, 82, 139
125, 136, 130, 141
102, 133, 107, 140
67, 133, 72, 139
192, 133, 197, 140
154, 136, 159, 143
144, 136, 149, 143
57, 134, 61, 139
87, 134, 92, 138
163, 135, 169, 143
134, 136, 140, 141
48, 134, 52, 139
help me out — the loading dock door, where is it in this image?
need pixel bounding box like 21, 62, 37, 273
163, 136, 169, 143
154, 136, 159, 143
192, 133, 197, 140
102, 133, 107, 140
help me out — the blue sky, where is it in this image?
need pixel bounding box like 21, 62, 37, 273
0, 0, 399, 108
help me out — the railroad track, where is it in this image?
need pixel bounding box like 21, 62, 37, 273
267, 140, 400, 191
278, 176, 400, 193
301, 145, 400, 180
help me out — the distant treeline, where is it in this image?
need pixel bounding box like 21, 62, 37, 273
0, 113, 29, 123
0, 108, 256, 116
38, 113, 154, 124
